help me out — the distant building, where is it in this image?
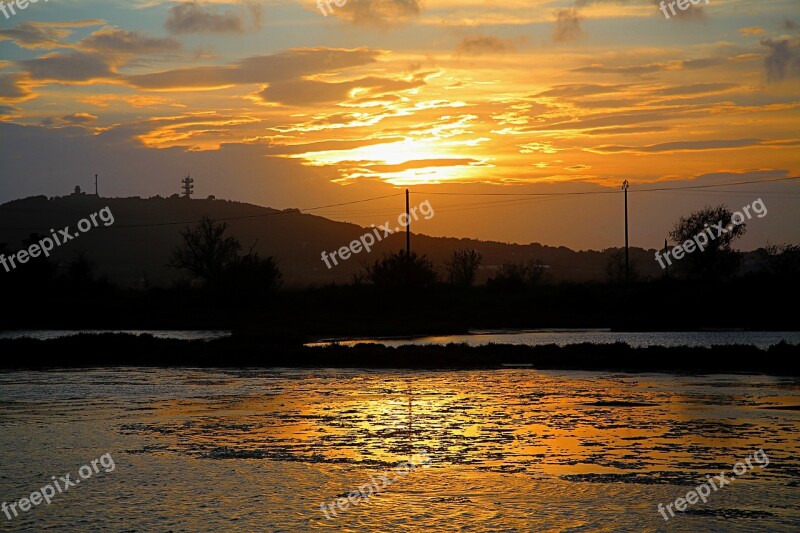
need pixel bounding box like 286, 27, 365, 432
69, 174, 100, 198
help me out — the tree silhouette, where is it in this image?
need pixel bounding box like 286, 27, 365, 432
222, 249, 282, 297
65, 249, 104, 290
169, 216, 281, 294
605, 249, 638, 284
445, 249, 482, 287
762, 244, 800, 278
487, 260, 546, 291
0, 242, 10, 293
669, 205, 745, 279
169, 216, 241, 287
13, 233, 59, 294
361, 250, 437, 288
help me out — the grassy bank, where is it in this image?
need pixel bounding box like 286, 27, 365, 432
1, 335, 798, 375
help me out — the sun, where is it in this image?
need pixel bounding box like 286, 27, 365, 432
290, 138, 487, 185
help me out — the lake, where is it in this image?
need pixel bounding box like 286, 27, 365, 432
0, 368, 798, 531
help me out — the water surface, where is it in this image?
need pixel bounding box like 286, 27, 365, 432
0, 368, 798, 531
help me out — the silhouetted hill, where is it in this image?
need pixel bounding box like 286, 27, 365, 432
0, 193, 665, 287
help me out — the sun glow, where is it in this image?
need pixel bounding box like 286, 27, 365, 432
295, 138, 446, 166
287, 138, 488, 184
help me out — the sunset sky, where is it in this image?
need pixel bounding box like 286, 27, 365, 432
1, 0, 798, 250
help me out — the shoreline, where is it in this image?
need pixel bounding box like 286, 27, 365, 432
1, 334, 798, 375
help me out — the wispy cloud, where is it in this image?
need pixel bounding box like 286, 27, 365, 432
455, 35, 515, 56
338, 0, 421, 27
165, 1, 259, 34
553, 8, 582, 42
761, 38, 800, 82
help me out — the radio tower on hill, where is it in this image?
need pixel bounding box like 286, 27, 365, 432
181, 173, 194, 199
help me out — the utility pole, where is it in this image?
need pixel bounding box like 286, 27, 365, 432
664, 238, 669, 278
406, 188, 411, 258
95, 174, 99, 197
622, 180, 630, 283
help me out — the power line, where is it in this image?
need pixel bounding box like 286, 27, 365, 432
1, 176, 797, 231
411, 175, 800, 197
633, 175, 800, 193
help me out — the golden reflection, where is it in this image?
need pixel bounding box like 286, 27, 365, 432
123, 371, 800, 484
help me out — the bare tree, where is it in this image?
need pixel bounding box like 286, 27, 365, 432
169, 217, 282, 295
169, 216, 241, 286
445, 249, 482, 287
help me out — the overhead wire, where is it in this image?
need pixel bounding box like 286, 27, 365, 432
1, 176, 797, 230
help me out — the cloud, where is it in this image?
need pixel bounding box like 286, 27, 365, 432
510, 108, 681, 134
556, 0, 708, 41
61, 112, 98, 125
581, 126, 670, 135
165, 1, 252, 34
125, 47, 383, 90
264, 136, 406, 155
42, 112, 98, 127
339, 0, 421, 27
651, 0, 706, 21
519, 142, 561, 154
19, 52, 115, 82
77, 94, 178, 109
81, 27, 181, 55
572, 63, 664, 75
571, 57, 724, 76
588, 138, 765, 154
0, 104, 19, 119
535, 84, 633, 98
243, 0, 263, 28
455, 36, 515, 57
2, 27, 181, 102
657, 83, 737, 96
761, 38, 800, 82
0, 121, 344, 211
739, 26, 764, 37
354, 158, 481, 173
254, 75, 425, 106
0, 73, 32, 101
573, 0, 708, 20
0, 23, 74, 50
681, 57, 724, 69
0, 20, 103, 50
553, 8, 582, 42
